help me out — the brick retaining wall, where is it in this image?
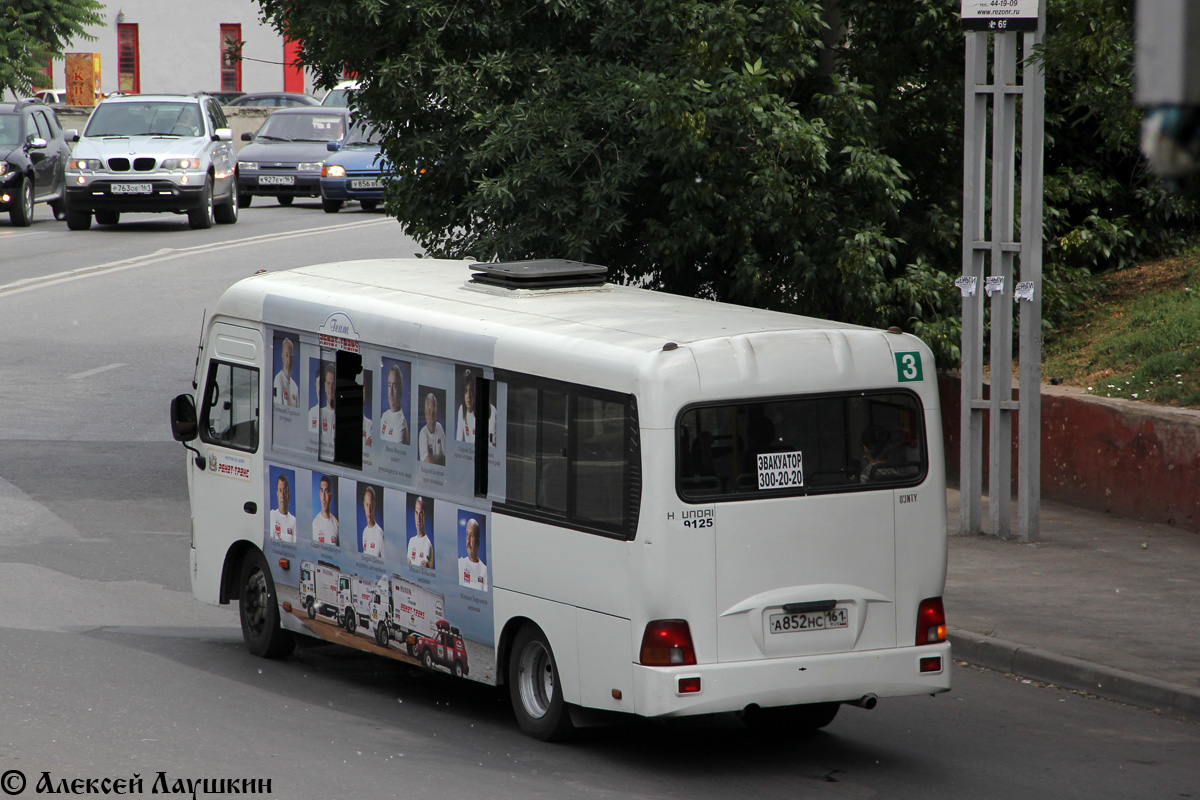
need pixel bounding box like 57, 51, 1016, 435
939, 373, 1200, 533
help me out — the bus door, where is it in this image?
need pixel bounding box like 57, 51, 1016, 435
679, 393, 927, 662
191, 323, 264, 559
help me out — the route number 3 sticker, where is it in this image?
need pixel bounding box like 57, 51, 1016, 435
894, 351, 923, 383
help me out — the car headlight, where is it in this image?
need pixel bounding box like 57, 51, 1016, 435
161, 157, 202, 170
238, 161, 258, 171
69, 158, 101, 171
323, 165, 346, 178
297, 162, 323, 172
0, 163, 7, 177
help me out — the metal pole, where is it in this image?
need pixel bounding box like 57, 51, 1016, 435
1016, 2, 1046, 541
960, 1, 1044, 540
960, 33, 987, 536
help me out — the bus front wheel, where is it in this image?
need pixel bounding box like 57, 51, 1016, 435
507, 624, 575, 741
238, 550, 295, 659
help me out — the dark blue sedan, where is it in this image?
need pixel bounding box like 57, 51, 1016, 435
319, 122, 388, 213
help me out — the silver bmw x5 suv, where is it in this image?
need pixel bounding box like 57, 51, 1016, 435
64, 94, 238, 230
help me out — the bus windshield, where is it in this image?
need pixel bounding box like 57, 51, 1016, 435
677, 391, 926, 500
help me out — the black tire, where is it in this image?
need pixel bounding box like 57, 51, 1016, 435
406, 638, 415, 657
453, 661, 464, 678
65, 202, 91, 231
740, 702, 840, 736
422, 649, 434, 670
321, 197, 342, 214
214, 181, 239, 224
306, 597, 316, 619
343, 608, 356, 633
94, 209, 120, 225
277, 195, 294, 206
360, 200, 378, 212
240, 191, 254, 208
238, 549, 295, 659
9, 177, 33, 226
188, 176, 215, 229
375, 622, 389, 647
507, 624, 575, 741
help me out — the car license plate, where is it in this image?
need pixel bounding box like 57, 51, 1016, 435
351, 179, 382, 189
259, 175, 295, 186
768, 607, 848, 634
111, 183, 152, 194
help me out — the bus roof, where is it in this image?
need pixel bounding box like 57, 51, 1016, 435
220, 258, 873, 345
214, 258, 933, 409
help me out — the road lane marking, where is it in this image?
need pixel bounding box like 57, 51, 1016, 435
0, 217, 393, 299
68, 363, 128, 379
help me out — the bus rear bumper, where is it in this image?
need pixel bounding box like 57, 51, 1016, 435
630, 642, 952, 718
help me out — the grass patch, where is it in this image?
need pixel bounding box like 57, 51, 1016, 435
1042, 249, 1200, 407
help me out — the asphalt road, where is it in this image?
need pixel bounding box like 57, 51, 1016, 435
1, 203, 1197, 799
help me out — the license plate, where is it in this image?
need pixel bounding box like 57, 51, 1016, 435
111, 183, 152, 194
259, 175, 295, 186
768, 607, 848, 634
351, 179, 382, 189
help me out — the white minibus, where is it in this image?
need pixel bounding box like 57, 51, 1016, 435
170, 258, 951, 740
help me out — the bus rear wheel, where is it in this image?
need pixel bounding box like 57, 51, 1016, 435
507, 624, 575, 741
238, 549, 295, 659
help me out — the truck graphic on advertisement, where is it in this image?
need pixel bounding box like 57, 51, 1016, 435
408, 619, 470, 677
368, 574, 445, 653
299, 560, 374, 633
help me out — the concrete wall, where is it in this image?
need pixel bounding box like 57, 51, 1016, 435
940, 373, 1200, 533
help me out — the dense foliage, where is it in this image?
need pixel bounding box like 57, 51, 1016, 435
0, 0, 104, 98
256, 0, 1198, 367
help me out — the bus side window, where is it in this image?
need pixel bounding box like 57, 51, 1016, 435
199, 361, 260, 452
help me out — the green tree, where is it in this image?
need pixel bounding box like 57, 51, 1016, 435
259, 1, 917, 322
0, 0, 105, 97
257, 0, 1199, 367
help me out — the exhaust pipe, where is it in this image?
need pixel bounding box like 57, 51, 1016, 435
845, 694, 878, 710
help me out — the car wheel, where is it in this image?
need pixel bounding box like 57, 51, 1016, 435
238, 549, 295, 659
94, 209, 120, 225
188, 176, 215, 229
453, 661, 464, 678
214, 181, 239, 224
305, 597, 316, 619
343, 608, 356, 633
65, 200, 91, 231
508, 624, 575, 741
240, 191, 254, 208
321, 197, 342, 214
422, 649, 434, 670
739, 702, 840, 736
360, 200, 378, 212
278, 195, 294, 206
375, 622, 389, 647
9, 177, 34, 226
50, 199, 66, 221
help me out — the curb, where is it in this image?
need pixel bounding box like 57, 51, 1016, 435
949, 629, 1200, 722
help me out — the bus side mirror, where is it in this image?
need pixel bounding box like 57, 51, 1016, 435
171, 393, 199, 442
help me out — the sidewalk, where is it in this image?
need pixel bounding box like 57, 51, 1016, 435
944, 488, 1200, 720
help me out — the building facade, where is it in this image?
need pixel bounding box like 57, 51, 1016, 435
39, 0, 318, 99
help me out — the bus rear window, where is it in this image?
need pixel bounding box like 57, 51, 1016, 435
677, 392, 925, 500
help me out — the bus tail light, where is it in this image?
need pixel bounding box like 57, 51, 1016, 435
639, 619, 696, 666
916, 597, 947, 645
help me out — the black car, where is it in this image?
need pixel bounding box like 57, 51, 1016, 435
237, 107, 350, 206
224, 92, 321, 108
0, 99, 75, 226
